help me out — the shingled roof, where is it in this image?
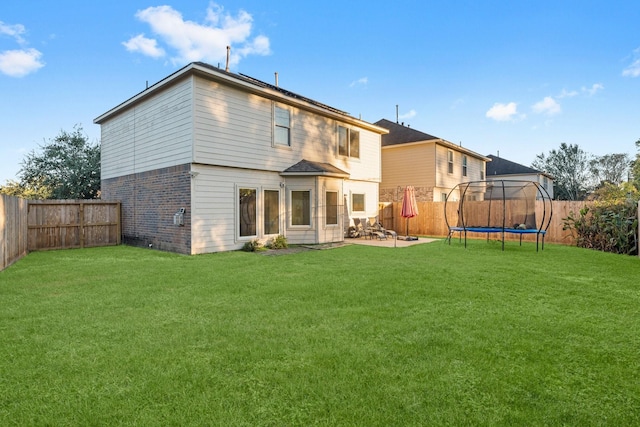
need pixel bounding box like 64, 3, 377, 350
374, 119, 439, 147
486, 155, 550, 177
281, 159, 349, 178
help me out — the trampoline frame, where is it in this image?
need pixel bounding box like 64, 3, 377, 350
444, 180, 553, 251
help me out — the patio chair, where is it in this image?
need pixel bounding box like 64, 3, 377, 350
365, 217, 397, 240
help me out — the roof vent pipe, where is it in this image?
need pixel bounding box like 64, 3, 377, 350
275, 72, 279, 87
225, 46, 230, 72
396, 104, 399, 123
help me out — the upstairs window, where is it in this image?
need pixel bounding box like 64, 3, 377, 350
338, 126, 360, 158
447, 150, 454, 174
274, 106, 290, 146
462, 155, 468, 177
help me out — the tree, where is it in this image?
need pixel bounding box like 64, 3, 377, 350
18, 126, 100, 199
531, 143, 591, 200
0, 178, 52, 199
589, 153, 631, 187
631, 138, 640, 191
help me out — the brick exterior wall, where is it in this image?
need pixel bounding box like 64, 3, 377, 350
102, 164, 192, 254
380, 186, 434, 203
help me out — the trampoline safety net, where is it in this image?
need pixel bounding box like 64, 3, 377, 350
444, 180, 553, 250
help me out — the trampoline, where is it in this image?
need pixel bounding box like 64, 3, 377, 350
445, 180, 553, 251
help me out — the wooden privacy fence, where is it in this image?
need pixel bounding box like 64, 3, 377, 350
1, 194, 28, 271
27, 200, 121, 251
379, 200, 592, 246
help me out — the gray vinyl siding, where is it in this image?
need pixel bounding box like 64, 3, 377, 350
192, 76, 381, 182
190, 164, 284, 254
100, 78, 194, 180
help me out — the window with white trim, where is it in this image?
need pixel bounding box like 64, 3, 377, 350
264, 190, 280, 235
352, 193, 365, 212
338, 126, 360, 158
325, 191, 338, 226
274, 105, 291, 146
462, 155, 468, 177
291, 190, 310, 226
447, 150, 454, 174
239, 188, 257, 237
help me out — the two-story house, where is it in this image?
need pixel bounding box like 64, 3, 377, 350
94, 62, 388, 254
375, 119, 490, 203
485, 154, 555, 199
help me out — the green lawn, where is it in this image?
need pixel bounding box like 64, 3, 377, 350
1, 240, 639, 426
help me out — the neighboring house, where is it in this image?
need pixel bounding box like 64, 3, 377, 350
485, 155, 554, 199
94, 62, 388, 254
375, 119, 490, 202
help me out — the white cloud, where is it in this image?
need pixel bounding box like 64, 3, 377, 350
399, 109, 416, 120
532, 96, 561, 115
0, 21, 26, 44
583, 83, 603, 96
558, 88, 579, 98
486, 102, 521, 122
0, 21, 44, 77
622, 47, 640, 77
125, 3, 270, 67
349, 77, 368, 87
0, 48, 44, 77
122, 34, 166, 58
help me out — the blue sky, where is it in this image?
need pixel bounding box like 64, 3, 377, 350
1, 1, 639, 184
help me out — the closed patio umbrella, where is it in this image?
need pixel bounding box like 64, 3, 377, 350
400, 186, 419, 240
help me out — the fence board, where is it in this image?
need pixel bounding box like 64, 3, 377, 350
27, 200, 121, 251
380, 200, 591, 246
0, 194, 28, 271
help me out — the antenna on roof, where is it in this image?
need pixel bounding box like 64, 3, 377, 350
225, 46, 230, 72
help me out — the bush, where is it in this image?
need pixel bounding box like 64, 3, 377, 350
241, 239, 264, 252
267, 235, 288, 249
564, 200, 638, 255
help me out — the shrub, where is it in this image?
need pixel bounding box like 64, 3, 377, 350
564, 200, 638, 255
241, 239, 264, 252
267, 235, 288, 249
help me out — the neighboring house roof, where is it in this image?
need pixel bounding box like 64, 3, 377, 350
94, 62, 388, 135
486, 155, 553, 179
281, 159, 350, 178
375, 119, 439, 146
374, 118, 490, 161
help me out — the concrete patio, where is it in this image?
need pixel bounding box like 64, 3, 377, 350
346, 236, 439, 248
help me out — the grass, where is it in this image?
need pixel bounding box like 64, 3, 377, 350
1, 240, 639, 426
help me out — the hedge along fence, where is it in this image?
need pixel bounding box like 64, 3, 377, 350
0, 194, 28, 271
379, 200, 596, 246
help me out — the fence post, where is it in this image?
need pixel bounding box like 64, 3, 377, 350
79, 202, 85, 249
